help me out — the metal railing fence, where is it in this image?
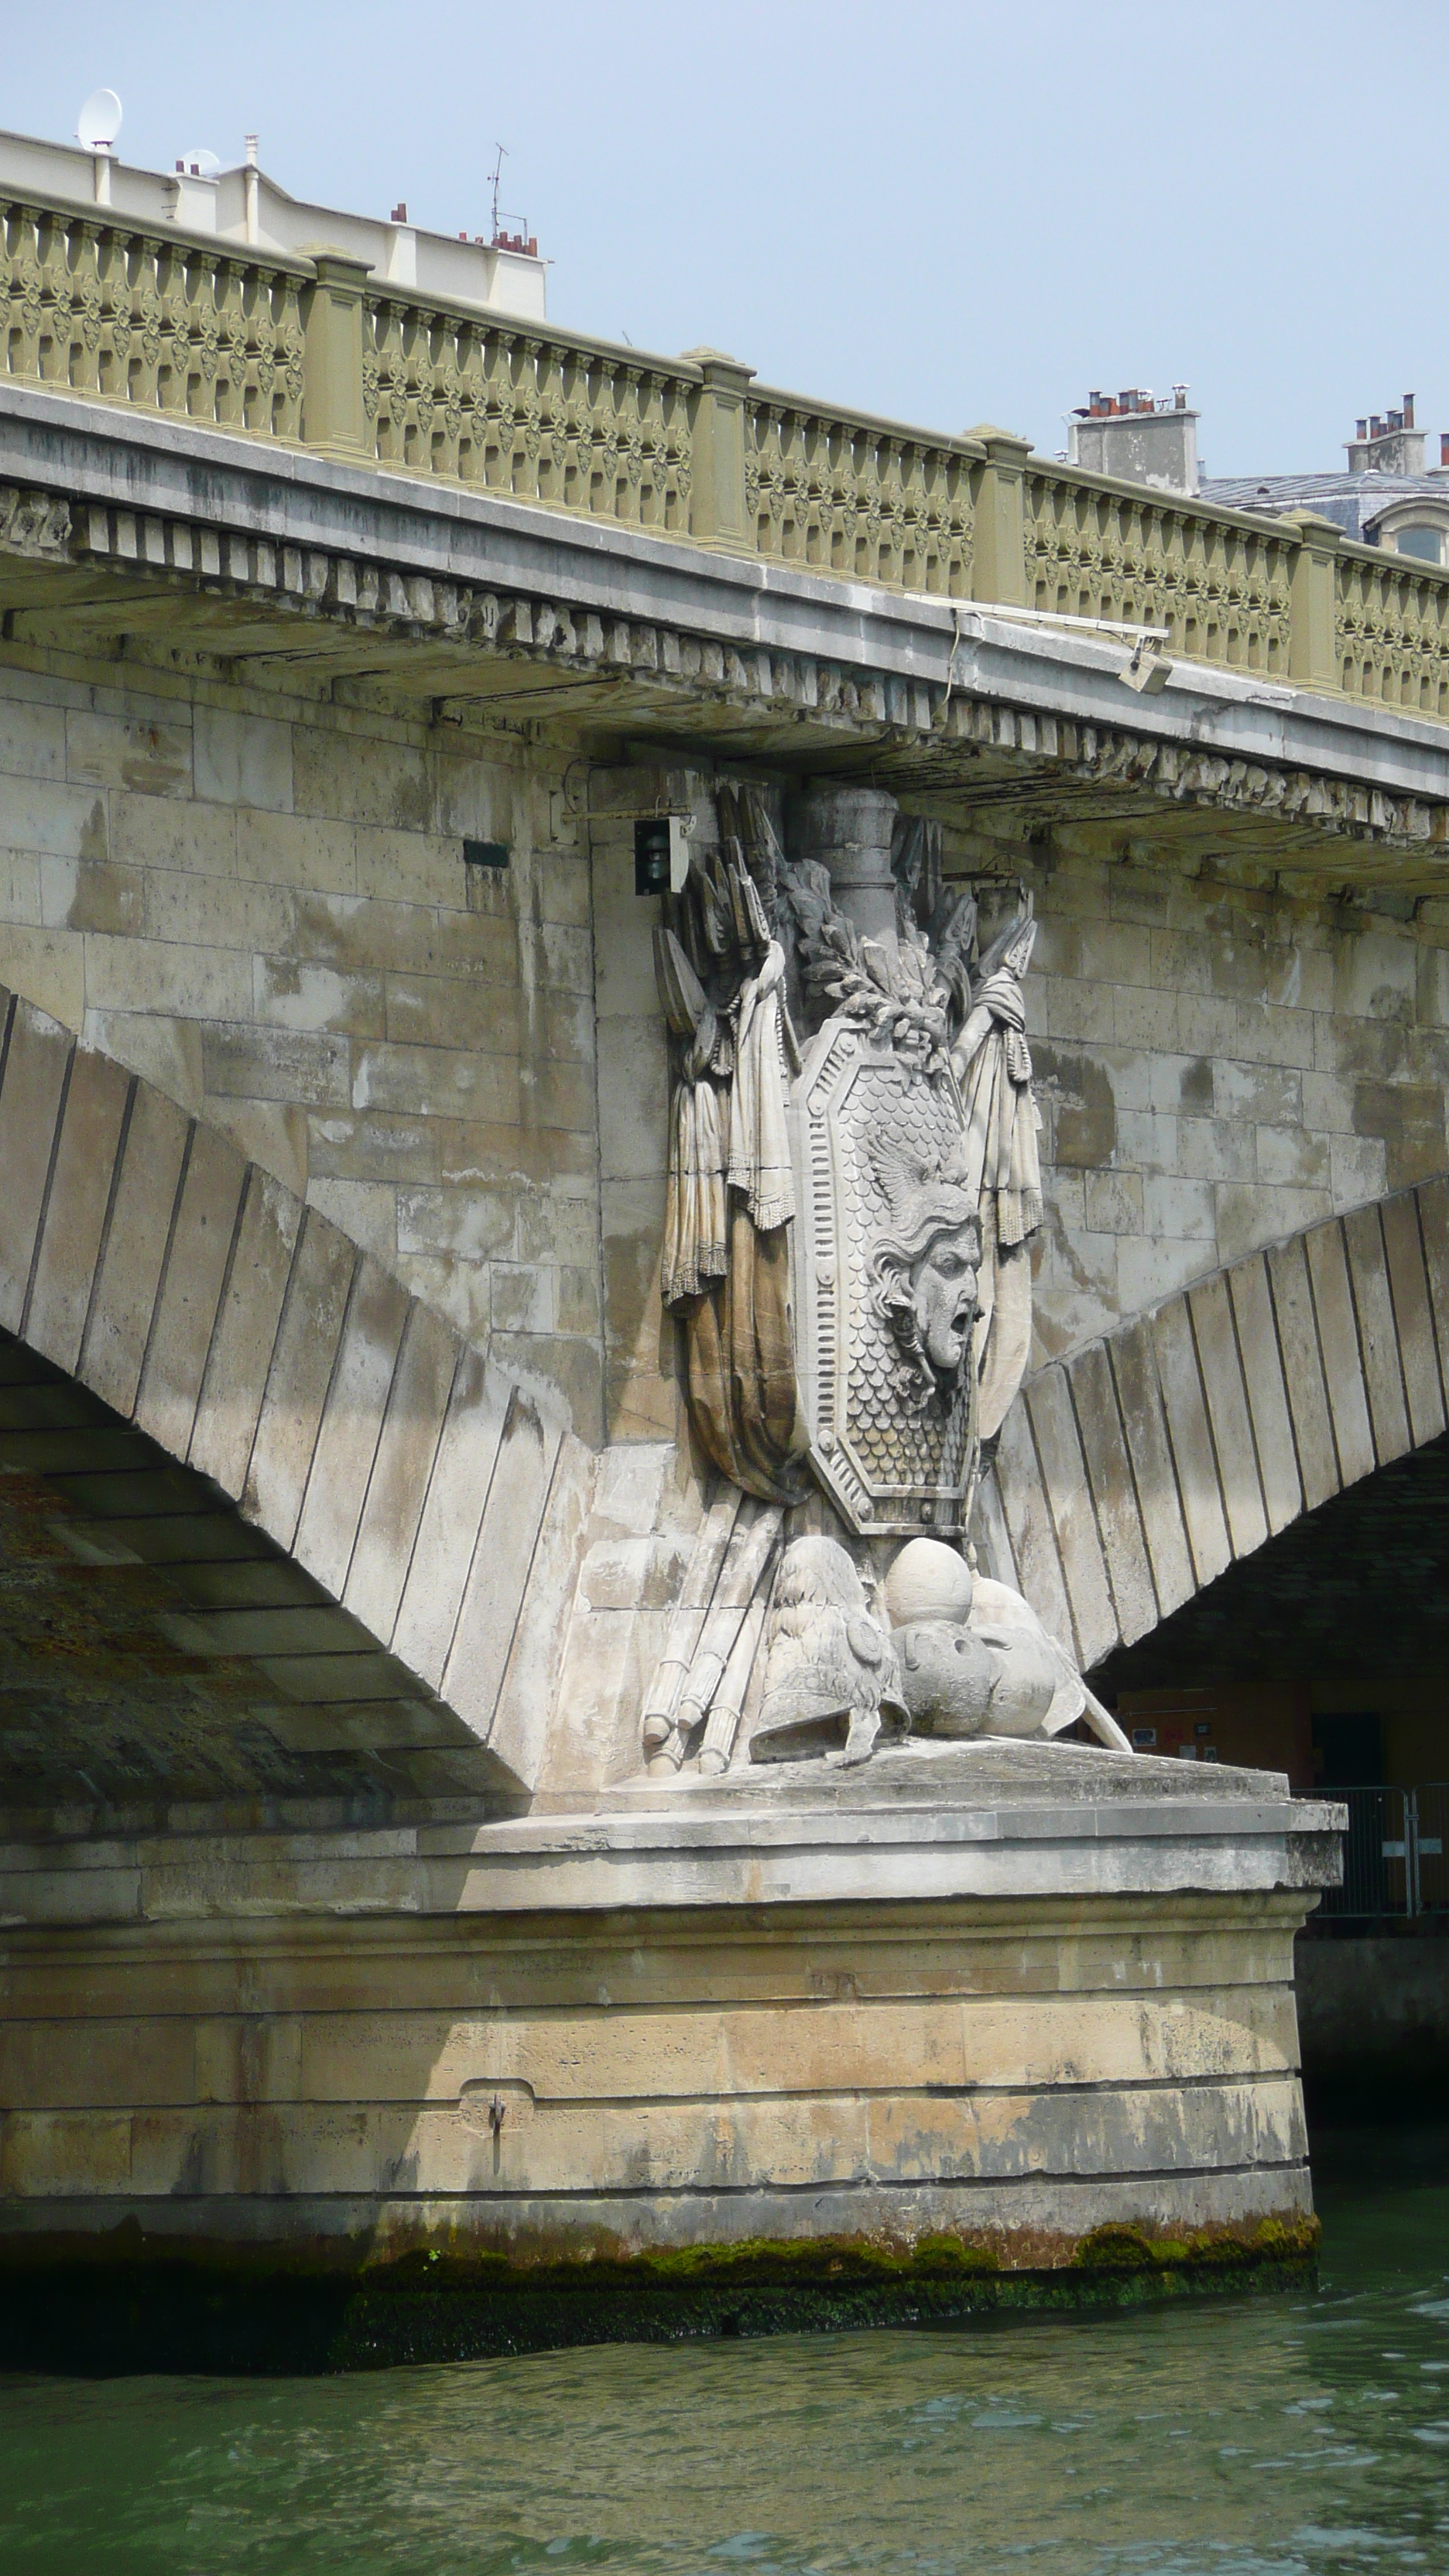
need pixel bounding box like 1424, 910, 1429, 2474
1310, 1783, 1449, 1921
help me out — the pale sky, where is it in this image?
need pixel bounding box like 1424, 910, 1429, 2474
6, 0, 1445, 481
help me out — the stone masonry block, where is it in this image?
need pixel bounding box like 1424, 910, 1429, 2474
0, 779, 111, 861
385, 973, 521, 1056
1330, 1133, 1389, 1209
293, 892, 509, 983
204, 1023, 352, 1109
0, 695, 67, 779
189, 1167, 303, 1500
1225, 1256, 1300, 1538
244, 1206, 358, 1549
1213, 1183, 1332, 1268
193, 705, 293, 813
1176, 1117, 1255, 1184
355, 828, 468, 907
490, 1261, 554, 1334
1255, 1125, 1328, 1189
254, 957, 385, 1040
488, 1429, 595, 1794
1379, 1190, 1445, 1451
40, 856, 144, 937
111, 792, 237, 876
1107, 1316, 1194, 1621
134, 1123, 248, 1461
1264, 1234, 1338, 1515
26, 1044, 130, 1376
0, 998, 71, 1334
442, 1388, 564, 1749
1149, 1053, 1213, 1115
293, 728, 432, 833
1078, 920, 1153, 987
305, 1177, 396, 1262
1303, 1220, 1375, 1489
1116, 1235, 1211, 1312
1084, 1170, 1142, 1236
1233, 1002, 1316, 1070
293, 1255, 412, 1599
1150, 1297, 1231, 1591
235, 809, 358, 896
1212, 1060, 1302, 1125
344, 1300, 459, 1647
1334, 926, 1416, 1023
390, 1348, 512, 1686
396, 1186, 516, 1262
1142, 1175, 1214, 1243
1342, 1204, 1411, 1467
1174, 995, 1238, 1057
1044, 978, 1115, 1045
1064, 1340, 1156, 1647
144, 872, 296, 955
352, 1042, 519, 1125
84, 934, 253, 1023
81, 1079, 190, 1418
531, 1058, 596, 1133
1023, 1367, 1117, 1669
66, 713, 190, 797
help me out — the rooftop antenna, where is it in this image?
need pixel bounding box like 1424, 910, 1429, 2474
490, 142, 507, 245
77, 87, 122, 204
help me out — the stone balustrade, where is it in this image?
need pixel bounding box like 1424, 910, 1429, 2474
5, 183, 1449, 720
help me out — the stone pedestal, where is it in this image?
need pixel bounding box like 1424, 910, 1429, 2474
0, 1745, 1341, 2359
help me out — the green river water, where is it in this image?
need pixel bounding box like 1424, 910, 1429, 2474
5, 2135, 1449, 2574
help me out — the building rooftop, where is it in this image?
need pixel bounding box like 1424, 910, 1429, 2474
0, 118, 547, 324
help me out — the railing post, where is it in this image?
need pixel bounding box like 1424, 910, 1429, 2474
1283, 508, 1343, 692
967, 426, 1033, 608
301, 252, 372, 461
684, 348, 754, 551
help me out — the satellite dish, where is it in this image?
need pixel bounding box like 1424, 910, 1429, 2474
180, 148, 221, 180
77, 88, 122, 153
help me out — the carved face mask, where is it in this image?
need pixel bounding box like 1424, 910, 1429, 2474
910, 1230, 980, 1376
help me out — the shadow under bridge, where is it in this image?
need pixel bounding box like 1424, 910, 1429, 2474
0, 986, 585, 1820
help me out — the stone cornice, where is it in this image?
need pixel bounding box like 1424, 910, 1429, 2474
2, 384, 1449, 862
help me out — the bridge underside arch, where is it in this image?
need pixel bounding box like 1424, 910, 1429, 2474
986, 1177, 1449, 1690
0, 985, 591, 1810
1091, 1427, 1449, 1776
0, 1324, 507, 1814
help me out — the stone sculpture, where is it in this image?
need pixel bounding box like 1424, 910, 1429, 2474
751, 1535, 906, 1768
645, 779, 1127, 1775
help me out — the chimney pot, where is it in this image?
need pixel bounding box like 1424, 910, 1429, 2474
391, 200, 407, 224
1406, 394, 1416, 428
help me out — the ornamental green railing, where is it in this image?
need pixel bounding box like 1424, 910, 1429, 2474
4, 183, 1449, 720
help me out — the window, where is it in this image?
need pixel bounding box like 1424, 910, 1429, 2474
1392, 523, 1444, 564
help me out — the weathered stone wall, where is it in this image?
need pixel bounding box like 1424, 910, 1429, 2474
1019, 845, 1449, 1369
0, 652, 601, 1437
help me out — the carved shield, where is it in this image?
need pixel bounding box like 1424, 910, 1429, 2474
788, 1016, 978, 1537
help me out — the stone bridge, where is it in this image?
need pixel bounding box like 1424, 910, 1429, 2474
0, 178, 1434, 2332
0, 353, 1443, 1804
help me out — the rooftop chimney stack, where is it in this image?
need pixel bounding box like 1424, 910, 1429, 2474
1347, 397, 1425, 478
1066, 384, 1199, 495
